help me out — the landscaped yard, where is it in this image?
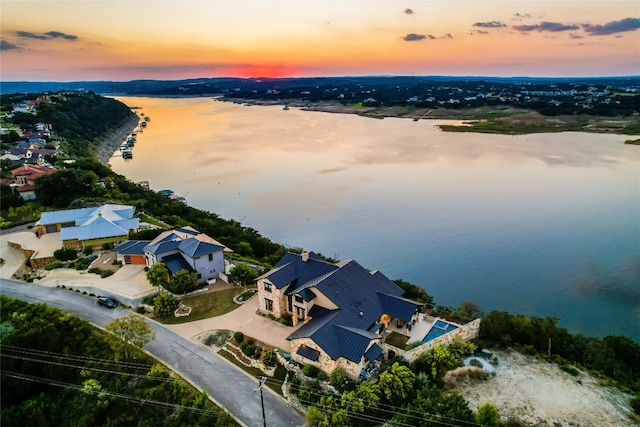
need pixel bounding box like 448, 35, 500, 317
385, 331, 410, 349
154, 287, 242, 324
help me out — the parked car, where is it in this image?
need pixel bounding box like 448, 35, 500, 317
97, 296, 119, 308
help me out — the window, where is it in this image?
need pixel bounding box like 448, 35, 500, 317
294, 295, 303, 304
208, 253, 213, 261
264, 283, 272, 293
265, 298, 273, 311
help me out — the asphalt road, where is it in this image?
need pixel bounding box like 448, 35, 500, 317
0, 279, 305, 427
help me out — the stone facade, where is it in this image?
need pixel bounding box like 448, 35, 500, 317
289, 337, 372, 381
257, 278, 289, 318
393, 318, 482, 363
7, 241, 55, 269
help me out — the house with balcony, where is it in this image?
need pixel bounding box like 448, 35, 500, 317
256, 252, 423, 381
6, 163, 56, 200
115, 226, 232, 284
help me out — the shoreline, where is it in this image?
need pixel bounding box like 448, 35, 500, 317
94, 113, 140, 166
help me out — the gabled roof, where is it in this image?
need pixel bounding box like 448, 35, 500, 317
364, 343, 384, 362
281, 253, 421, 363
258, 251, 338, 290
178, 238, 225, 258
114, 240, 150, 255
163, 253, 195, 275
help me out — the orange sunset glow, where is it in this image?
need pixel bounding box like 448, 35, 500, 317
1, 1, 638, 81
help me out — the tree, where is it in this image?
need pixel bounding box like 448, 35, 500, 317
475, 402, 500, 426
329, 367, 347, 387
306, 396, 350, 427
35, 169, 98, 207
146, 262, 169, 288
457, 300, 482, 320
0, 184, 24, 210
170, 269, 198, 294
228, 263, 258, 286
104, 314, 155, 361
377, 362, 416, 405
153, 291, 179, 317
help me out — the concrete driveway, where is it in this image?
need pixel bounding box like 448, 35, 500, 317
167, 296, 299, 351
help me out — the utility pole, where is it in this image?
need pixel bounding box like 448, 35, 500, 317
254, 376, 267, 427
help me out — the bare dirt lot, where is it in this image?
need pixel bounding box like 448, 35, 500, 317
453, 350, 637, 426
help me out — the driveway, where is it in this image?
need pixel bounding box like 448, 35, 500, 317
167, 296, 298, 351
0, 278, 305, 427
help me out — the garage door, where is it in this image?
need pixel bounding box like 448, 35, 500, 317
46, 225, 57, 233
124, 255, 146, 265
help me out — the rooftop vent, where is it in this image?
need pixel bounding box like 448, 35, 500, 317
359, 311, 363, 317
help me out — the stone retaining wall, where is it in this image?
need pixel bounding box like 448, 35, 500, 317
396, 318, 482, 363
7, 241, 55, 269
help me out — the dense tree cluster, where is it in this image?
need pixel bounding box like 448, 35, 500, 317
0, 296, 235, 426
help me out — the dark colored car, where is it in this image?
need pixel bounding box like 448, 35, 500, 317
97, 296, 119, 308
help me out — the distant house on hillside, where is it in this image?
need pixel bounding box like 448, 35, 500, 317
6, 163, 57, 200
36, 204, 140, 249
114, 226, 232, 284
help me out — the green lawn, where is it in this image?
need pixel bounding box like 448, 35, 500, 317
154, 287, 243, 324
385, 331, 409, 349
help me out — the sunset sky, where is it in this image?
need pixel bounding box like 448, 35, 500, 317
1, 1, 639, 81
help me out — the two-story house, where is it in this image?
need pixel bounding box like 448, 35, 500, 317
257, 252, 422, 381
115, 226, 232, 284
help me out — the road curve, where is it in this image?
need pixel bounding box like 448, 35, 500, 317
0, 279, 305, 427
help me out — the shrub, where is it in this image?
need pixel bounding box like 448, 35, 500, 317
54, 248, 78, 261
99, 270, 114, 278
329, 367, 347, 387
302, 364, 323, 379
136, 306, 147, 314
44, 261, 64, 270
102, 242, 114, 250
405, 340, 423, 350
560, 365, 580, 376
88, 267, 101, 275
631, 394, 640, 415
234, 331, 244, 343
240, 340, 257, 358
469, 358, 483, 369
83, 246, 93, 255
262, 350, 277, 367
280, 313, 293, 326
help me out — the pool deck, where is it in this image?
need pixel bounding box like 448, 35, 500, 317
383, 313, 439, 343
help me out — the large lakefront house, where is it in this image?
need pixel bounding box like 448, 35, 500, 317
36, 204, 140, 249
257, 252, 482, 381
115, 226, 232, 284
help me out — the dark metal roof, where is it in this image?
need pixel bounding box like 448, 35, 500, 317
298, 287, 316, 302
364, 343, 384, 362
114, 240, 150, 255
296, 345, 320, 362
178, 238, 225, 258
283, 255, 419, 363
260, 252, 337, 290
162, 253, 195, 275
377, 293, 420, 322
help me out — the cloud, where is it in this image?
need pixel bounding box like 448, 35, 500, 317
569, 33, 583, 39
582, 17, 640, 36
473, 21, 506, 28
475, 30, 489, 35
403, 33, 426, 41
16, 31, 49, 40
0, 40, 20, 51
440, 33, 453, 39
513, 13, 531, 21
45, 31, 78, 40
404, 8, 414, 15
513, 22, 579, 32
15, 30, 78, 41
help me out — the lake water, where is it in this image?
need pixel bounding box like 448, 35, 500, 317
111, 96, 640, 342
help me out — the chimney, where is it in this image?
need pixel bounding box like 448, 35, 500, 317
301, 252, 309, 262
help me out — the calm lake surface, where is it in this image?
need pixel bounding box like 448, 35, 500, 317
111, 96, 640, 342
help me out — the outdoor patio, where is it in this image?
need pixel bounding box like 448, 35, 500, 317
382, 312, 438, 345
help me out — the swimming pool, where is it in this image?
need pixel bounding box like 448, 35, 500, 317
422, 320, 458, 343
